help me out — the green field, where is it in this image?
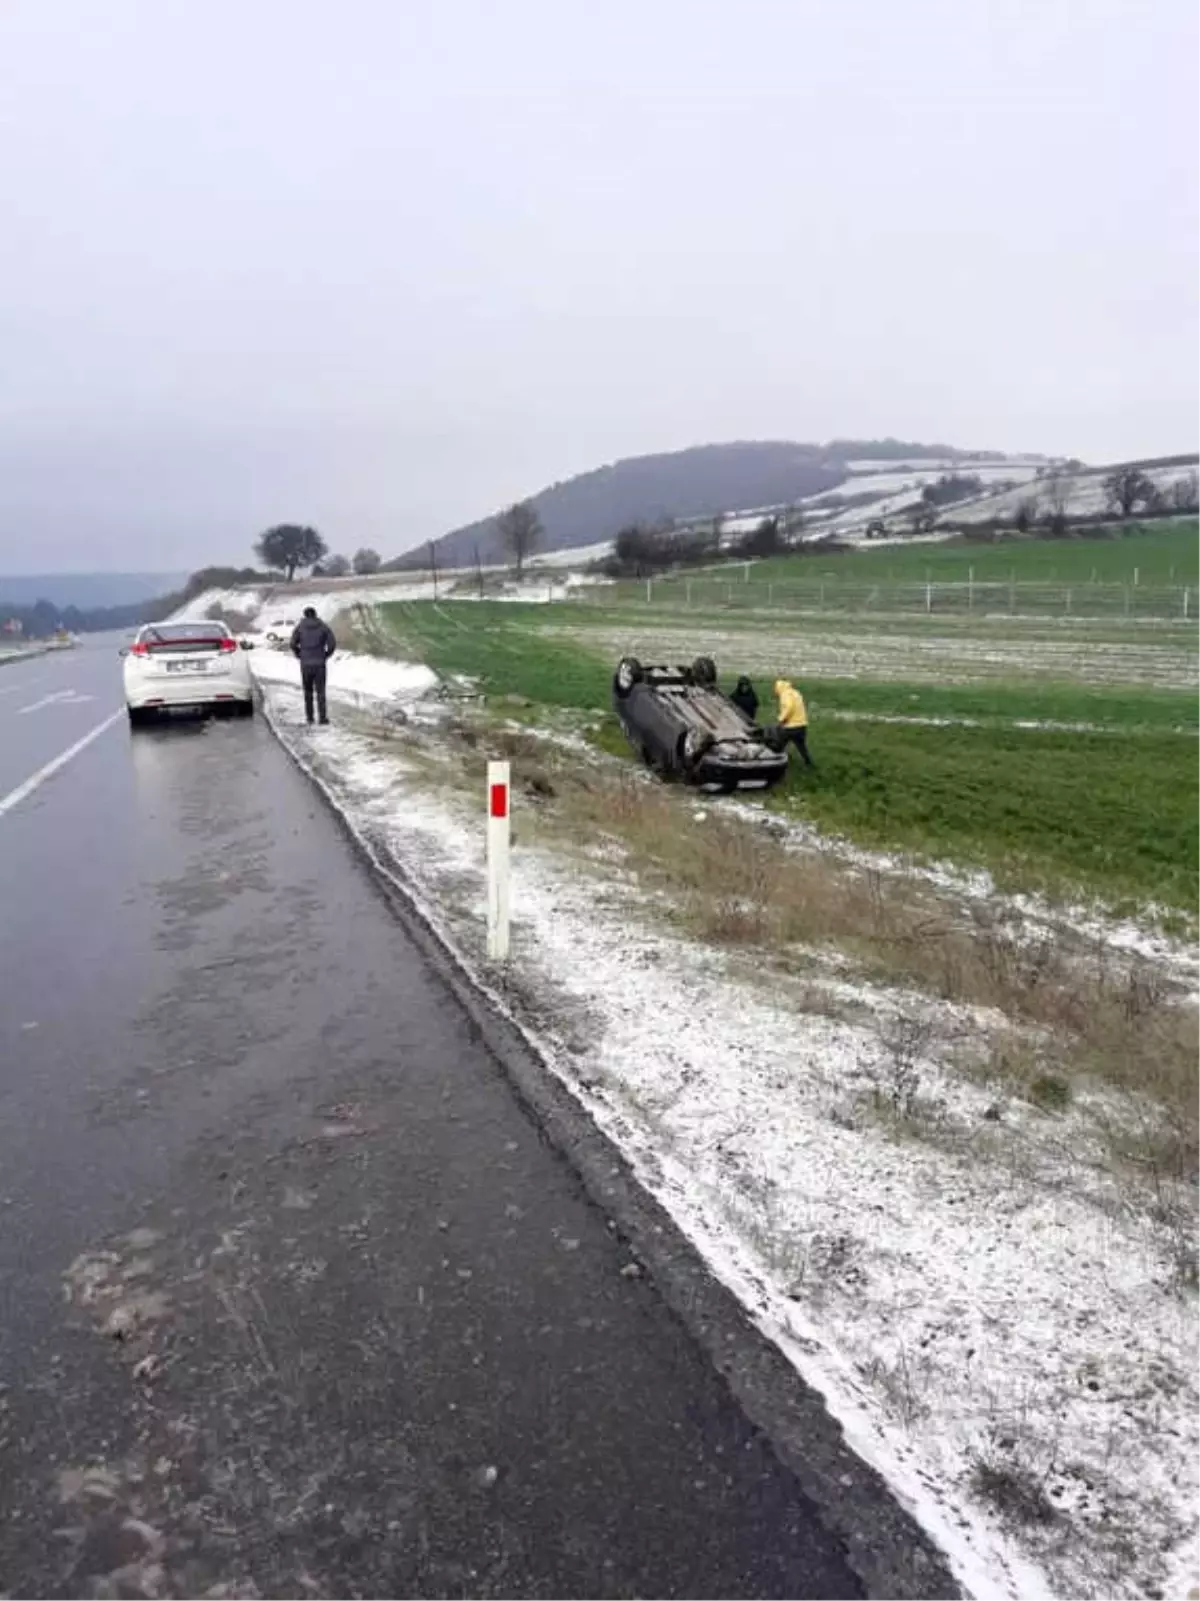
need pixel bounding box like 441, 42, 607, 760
591, 520, 1199, 622
372, 599, 1198, 920
705, 520, 1196, 582
744, 519, 1198, 583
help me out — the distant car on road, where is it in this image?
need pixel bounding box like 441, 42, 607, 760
123, 621, 255, 726
612, 656, 788, 791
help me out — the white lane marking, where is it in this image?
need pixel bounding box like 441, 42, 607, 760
0, 710, 124, 819
16, 689, 81, 715
0, 678, 41, 697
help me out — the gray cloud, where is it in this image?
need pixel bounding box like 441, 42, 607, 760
2, 0, 1196, 572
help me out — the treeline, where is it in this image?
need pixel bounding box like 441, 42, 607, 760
597, 514, 849, 578
1, 565, 275, 638
1, 595, 150, 638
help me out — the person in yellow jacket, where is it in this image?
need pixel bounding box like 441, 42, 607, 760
772, 679, 815, 767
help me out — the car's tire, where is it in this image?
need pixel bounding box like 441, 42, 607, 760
238, 698, 255, 719
127, 706, 153, 729
614, 656, 644, 698
691, 655, 717, 687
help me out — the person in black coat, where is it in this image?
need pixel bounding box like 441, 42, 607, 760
290, 607, 337, 725
730, 675, 759, 723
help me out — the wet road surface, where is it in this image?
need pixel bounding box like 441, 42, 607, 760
0, 639, 865, 1598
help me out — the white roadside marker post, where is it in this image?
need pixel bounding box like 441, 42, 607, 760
487, 760, 511, 961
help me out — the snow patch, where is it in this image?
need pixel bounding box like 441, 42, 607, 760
250, 648, 438, 705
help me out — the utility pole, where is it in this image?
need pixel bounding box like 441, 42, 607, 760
429, 540, 439, 601
474, 543, 484, 601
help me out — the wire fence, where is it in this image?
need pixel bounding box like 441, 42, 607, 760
590, 576, 1197, 623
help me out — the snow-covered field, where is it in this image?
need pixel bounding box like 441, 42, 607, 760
675, 458, 1195, 550
173, 569, 609, 630
171, 577, 440, 625
548, 617, 1197, 690
527, 539, 617, 569
950, 465, 1198, 527
250, 649, 1198, 1601
802, 460, 1195, 541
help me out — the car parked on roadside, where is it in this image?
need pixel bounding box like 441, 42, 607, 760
122, 621, 255, 726
263, 617, 299, 648
612, 655, 788, 791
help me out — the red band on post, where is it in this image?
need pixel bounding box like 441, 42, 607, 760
490, 783, 508, 819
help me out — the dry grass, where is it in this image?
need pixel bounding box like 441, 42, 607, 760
349, 703, 1198, 1239
969, 1454, 1061, 1529
552, 745, 1193, 1193
860, 1344, 937, 1430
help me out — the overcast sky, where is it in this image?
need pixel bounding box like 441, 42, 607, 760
1, 0, 1196, 574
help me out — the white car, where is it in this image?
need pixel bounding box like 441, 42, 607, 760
123, 620, 255, 726
263, 617, 299, 649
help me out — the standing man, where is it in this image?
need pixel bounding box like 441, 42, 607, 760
772, 678, 814, 767
290, 607, 337, 725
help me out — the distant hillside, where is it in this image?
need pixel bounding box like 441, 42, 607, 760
392, 439, 993, 569
0, 571, 189, 609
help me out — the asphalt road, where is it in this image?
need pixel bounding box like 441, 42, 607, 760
0, 638, 865, 1599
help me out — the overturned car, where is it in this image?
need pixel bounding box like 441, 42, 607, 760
612, 656, 788, 791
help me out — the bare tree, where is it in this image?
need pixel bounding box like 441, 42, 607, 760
324, 553, 351, 577
1045, 472, 1073, 519
1013, 495, 1040, 534
1170, 470, 1199, 514
613, 523, 657, 576
781, 503, 806, 543
735, 516, 783, 557
496, 501, 543, 575
1102, 467, 1157, 519
906, 503, 937, 535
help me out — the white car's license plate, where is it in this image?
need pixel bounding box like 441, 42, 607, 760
166, 661, 208, 673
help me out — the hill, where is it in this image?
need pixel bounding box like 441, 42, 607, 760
391, 439, 1004, 569
0, 570, 189, 609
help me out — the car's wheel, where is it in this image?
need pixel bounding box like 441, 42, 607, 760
691, 655, 717, 687
614, 656, 644, 698
238, 698, 255, 719
127, 706, 153, 729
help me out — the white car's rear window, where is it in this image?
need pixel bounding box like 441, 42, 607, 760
138, 624, 232, 650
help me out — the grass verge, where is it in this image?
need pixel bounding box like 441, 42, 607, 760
340, 697, 1198, 1253
373, 600, 1199, 918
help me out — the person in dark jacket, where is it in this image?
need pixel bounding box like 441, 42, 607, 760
290, 607, 337, 725
730, 675, 759, 722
